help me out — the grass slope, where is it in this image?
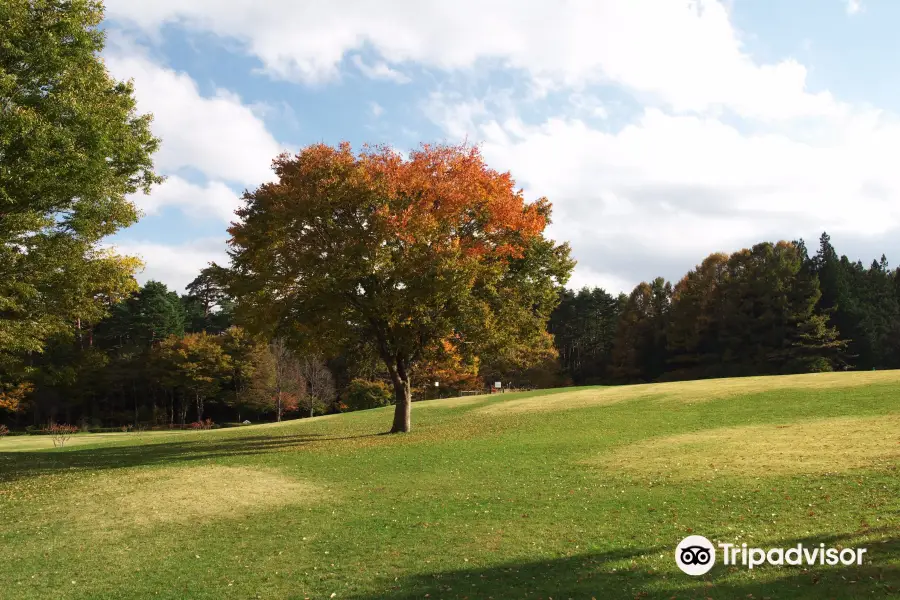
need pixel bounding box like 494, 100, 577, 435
0, 371, 898, 599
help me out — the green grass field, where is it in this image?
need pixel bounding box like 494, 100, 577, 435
1, 371, 898, 599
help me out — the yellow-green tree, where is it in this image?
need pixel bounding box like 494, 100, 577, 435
156, 333, 230, 422
0, 0, 161, 380
221, 327, 275, 422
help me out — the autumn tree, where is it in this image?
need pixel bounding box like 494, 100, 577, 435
416, 338, 481, 398
221, 326, 275, 422
269, 338, 304, 422
666, 253, 729, 378
157, 333, 230, 422
227, 142, 573, 432
0, 0, 160, 377
0, 383, 32, 414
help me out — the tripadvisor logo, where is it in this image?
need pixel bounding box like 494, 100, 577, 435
675, 535, 716, 575
675, 536, 869, 576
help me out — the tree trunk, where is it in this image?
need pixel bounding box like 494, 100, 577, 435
380, 352, 413, 433
196, 392, 204, 421
178, 393, 188, 426
390, 377, 411, 433
274, 378, 282, 422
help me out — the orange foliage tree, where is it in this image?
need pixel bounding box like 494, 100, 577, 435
416, 338, 482, 398
0, 382, 32, 413
227, 142, 573, 432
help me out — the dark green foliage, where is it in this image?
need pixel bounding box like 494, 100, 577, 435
341, 378, 394, 411
551, 236, 893, 385
809, 235, 900, 370
98, 280, 186, 348
548, 287, 620, 384
183, 265, 234, 334
714, 241, 844, 375
609, 277, 672, 382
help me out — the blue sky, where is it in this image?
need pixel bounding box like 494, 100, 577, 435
99, 0, 900, 293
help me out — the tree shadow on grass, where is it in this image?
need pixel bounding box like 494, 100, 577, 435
0, 431, 381, 484
339, 531, 899, 600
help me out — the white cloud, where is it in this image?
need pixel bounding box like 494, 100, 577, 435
351, 55, 411, 83
845, 0, 863, 15
109, 238, 230, 293
564, 266, 632, 296
425, 96, 900, 291
134, 177, 241, 223
103, 44, 285, 186
370, 101, 384, 118
104, 0, 841, 120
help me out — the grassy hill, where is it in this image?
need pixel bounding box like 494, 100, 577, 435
1, 371, 898, 599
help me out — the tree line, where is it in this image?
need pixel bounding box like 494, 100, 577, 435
1, 267, 342, 429
7, 229, 894, 430
551, 233, 900, 385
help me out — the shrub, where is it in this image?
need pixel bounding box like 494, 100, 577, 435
47, 423, 79, 448
342, 379, 394, 412
0, 424, 9, 437
189, 418, 215, 430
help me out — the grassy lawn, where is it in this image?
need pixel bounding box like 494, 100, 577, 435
0, 371, 898, 599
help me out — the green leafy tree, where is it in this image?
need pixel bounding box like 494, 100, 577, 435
99, 281, 185, 348
342, 379, 393, 412
717, 242, 844, 374
227, 142, 573, 432
808, 232, 859, 368
0, 0, 161, 375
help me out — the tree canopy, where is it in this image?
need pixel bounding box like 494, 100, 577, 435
227, 142, 574, 432
0, 0, 161, 380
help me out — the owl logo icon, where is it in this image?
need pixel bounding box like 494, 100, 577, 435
675, 535, 716, 575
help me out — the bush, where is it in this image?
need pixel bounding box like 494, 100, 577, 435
342, 379, 394, 412
189, 418, 215, 430
0, 424, 8, 437
48, 423, 79, 448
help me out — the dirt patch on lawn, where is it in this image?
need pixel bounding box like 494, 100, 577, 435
592, 414, 900, 479
70, 465, 322, 528
478, 371, 900, 416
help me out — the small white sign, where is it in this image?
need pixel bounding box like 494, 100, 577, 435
434, 381, 439, 387
494, 381, 501, 389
